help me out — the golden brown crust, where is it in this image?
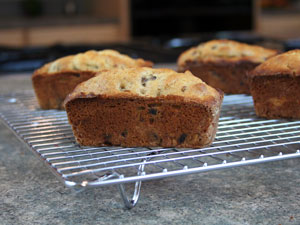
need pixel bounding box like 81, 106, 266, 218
177, 40, 277, 94
177, 39, 277, 71
250, 49, 300, 77
33, 49, 153, 76
65, 68, 224, 148
65, 67, 221, 106
32, 50, 153, 109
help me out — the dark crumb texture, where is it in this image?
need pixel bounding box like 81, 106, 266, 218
180, 61, 259, 94
250, 75, 300, 119
32, 72, 96, 109
65, 96, 222, 148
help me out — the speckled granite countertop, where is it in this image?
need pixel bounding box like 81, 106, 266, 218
1, 73, 300, 225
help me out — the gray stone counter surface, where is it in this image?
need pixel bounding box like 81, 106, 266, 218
0, 74, 300, 225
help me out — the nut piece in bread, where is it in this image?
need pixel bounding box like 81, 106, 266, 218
64, 67, 224, 148
249, 49, 300, 119
178, 39, 277, 94
32, 50, 153, 109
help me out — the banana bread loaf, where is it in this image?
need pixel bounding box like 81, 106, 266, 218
249, 49, 300, 119
177, 39, 277, 94
64, 67, 223, 148
32, 50, 152, 109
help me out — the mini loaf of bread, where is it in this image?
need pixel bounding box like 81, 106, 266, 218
249, 49, 300, 119
64, 67, 223, 148
32, 50, 153, 109
178, 39, 277, 94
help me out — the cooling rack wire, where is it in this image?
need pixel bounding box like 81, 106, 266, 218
0, 91, 299, 208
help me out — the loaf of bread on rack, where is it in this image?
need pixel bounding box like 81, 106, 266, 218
249, 49, 300, 119
64, 67, 224, 148
177, 39, 277, 94
32, 50, 153, 110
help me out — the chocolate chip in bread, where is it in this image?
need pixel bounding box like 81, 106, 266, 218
64, 67, 224, 148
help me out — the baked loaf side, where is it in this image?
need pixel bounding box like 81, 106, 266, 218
65, 68, 224, 148
249, 49, 300, 119
177, 40, 277, 94
32, 50, 153, 109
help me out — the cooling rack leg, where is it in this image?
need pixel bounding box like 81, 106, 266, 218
118, 179, 142, 209
65, 173, 143, 209
70, 160, 146, 209
117, 160, 145, 209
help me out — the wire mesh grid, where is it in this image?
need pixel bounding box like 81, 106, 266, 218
1, 90, 300, 190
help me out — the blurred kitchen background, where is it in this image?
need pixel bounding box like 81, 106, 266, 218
1, 0, 300, 73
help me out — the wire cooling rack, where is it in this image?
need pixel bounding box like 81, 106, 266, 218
1, 90, 300, 208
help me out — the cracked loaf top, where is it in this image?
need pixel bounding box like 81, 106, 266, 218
177, 39, 277, 70
33, 49, 153, 75
250, 49, 300, 77
64, 67, 223, 105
